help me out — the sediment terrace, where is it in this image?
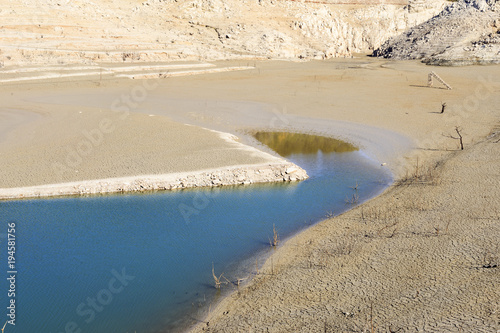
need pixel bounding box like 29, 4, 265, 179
0, 0, 444, 66
0, 163, 307, 200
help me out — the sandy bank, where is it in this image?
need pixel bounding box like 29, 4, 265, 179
0, 102, 308, 199
0, 162, 307, 200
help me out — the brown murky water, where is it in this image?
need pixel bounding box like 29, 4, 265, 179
253, 131, 358, 157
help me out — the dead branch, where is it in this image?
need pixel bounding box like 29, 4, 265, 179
212, 263, 229, 289
443, 126, 464, 150
269, 224, 280, 247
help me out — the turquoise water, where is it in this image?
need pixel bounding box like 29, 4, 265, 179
0, 150, 390, 332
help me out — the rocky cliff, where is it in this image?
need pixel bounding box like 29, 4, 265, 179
0, 0, 445, 66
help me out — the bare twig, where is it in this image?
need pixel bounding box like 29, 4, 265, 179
212, 263, 229, 289
445, 221, 451, 234
455, 127, 464, 150
377, 222, 399, 237
236, 277, 246, 287
269, 224, 280, 248
389, 225, 399, 238
370, 302, 375, 333
443, 126, 464, 150
345, 192, 359, 204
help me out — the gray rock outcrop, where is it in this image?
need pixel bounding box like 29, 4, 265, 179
373, 0, 500, 65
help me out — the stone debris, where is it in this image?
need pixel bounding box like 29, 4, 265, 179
373, 0, 500, 66
0, 163, 308, 199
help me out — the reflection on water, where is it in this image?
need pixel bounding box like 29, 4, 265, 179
253, 131, 358, 157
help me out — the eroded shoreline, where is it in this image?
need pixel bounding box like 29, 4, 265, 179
0, 162, 308, 200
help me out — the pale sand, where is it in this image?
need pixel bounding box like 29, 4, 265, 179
58, 58, 498, 178
115, 66, 255, 79
0, 62, 253, 84
0, 59, 498, 331
0, 99, 306, 198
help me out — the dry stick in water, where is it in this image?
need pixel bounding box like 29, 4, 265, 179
345, 192, 359, 204
350, 181, 359, 191
212, 263, 229, 289
236, 277, 245, 287
269, 224, 280, 247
